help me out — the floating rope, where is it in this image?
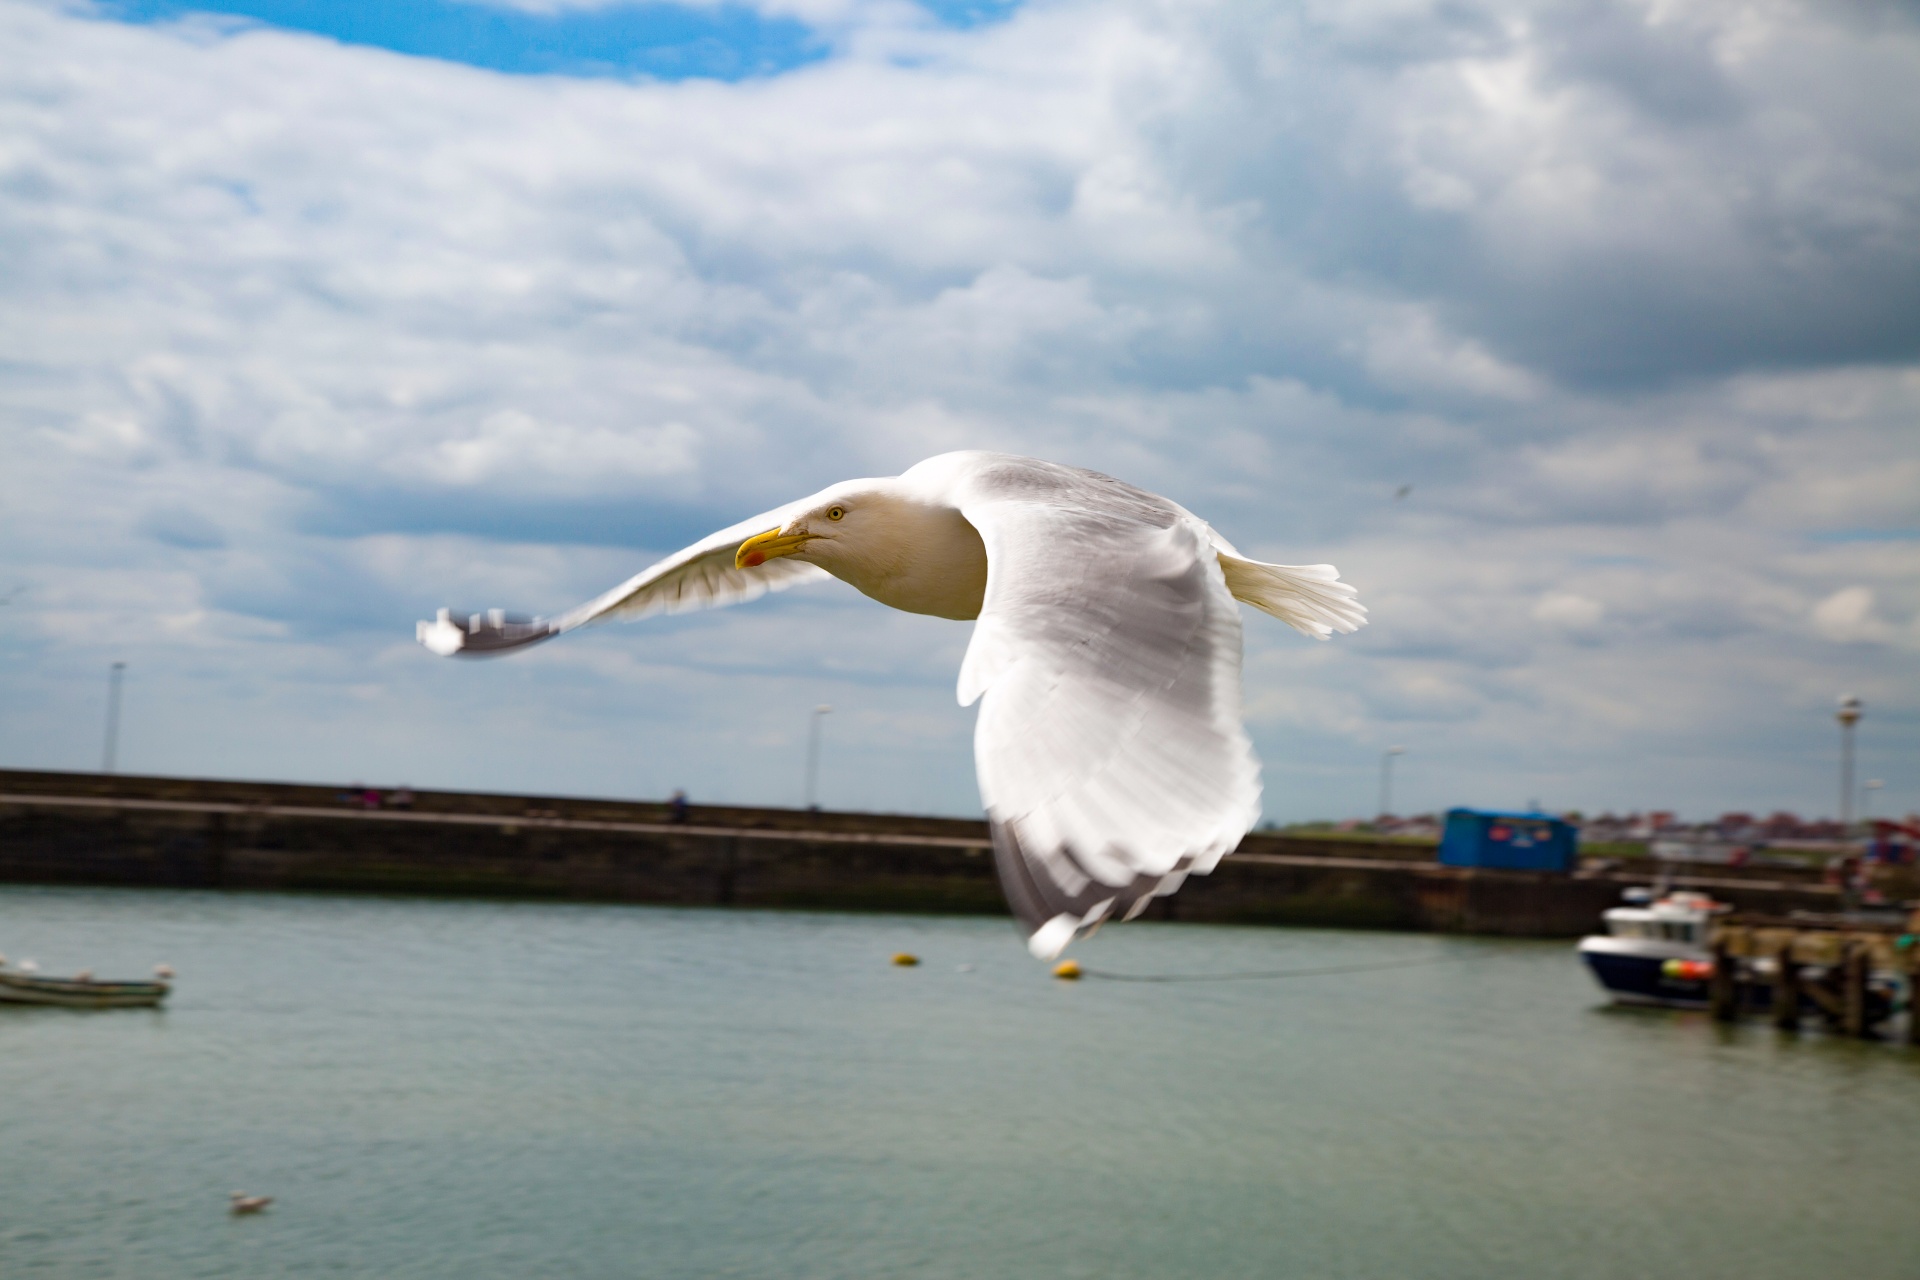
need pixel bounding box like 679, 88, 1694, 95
1077, 950, 1476, 983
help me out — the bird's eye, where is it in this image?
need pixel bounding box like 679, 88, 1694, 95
826, 506, 846, 521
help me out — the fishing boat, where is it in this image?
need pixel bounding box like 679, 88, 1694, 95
1577, 888, 1724, 1008
0, 968, 170, 1008
1578, 889, 1906, 1024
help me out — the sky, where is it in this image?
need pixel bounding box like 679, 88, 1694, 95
1, 0, 1915, 824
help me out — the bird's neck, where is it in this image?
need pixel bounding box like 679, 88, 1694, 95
830, 498, 988, 621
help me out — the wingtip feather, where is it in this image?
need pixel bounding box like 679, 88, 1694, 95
1027, 914, 1081, 960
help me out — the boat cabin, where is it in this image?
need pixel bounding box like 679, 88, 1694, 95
1601, 890, 1722, 947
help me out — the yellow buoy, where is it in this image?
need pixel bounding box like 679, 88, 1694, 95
891, 953, 920, 966
1053, 960, 1082, 980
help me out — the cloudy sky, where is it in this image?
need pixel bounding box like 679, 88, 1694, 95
1, 0, 1914, 823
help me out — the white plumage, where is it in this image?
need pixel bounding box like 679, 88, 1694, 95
418, 451, 1365, 958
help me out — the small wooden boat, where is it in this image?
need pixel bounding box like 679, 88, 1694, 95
0, 970, 170, 1008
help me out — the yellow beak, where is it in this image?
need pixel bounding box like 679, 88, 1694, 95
735, 526, 813, 569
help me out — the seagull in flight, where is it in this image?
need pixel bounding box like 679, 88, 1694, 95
418, 452, 1365, 958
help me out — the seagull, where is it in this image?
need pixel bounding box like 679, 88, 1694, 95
229, 1192, 274, 1214
418, 451, 1364, 958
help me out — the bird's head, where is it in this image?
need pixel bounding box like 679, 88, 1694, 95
735, 480, 908, 579
732, 473, 986, 619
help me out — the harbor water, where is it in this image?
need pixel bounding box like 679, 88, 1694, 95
2, 885, 1916, 1279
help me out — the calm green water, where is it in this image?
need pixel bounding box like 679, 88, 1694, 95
1, 887, 1916, 1279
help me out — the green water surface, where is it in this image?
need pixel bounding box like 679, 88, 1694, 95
1, 886, 1915, 1278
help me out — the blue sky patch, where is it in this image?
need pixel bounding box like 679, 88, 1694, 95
913, 0, 1020, 27
100, 0, 833, 80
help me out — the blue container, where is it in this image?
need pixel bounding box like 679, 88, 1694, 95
1438, 809, 1578, 873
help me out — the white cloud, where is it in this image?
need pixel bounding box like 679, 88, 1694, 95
427, 412, 700, 489
1533, 592, 1604, 633
1361, 308, 1542, 401
1811, 586, 1888, 645
0, 0, 1917, 822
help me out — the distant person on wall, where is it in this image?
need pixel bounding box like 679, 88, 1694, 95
391, 786, 415, 811
669, 790, 689, 824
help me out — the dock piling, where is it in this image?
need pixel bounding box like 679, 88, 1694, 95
1773, 942, 1800, 1032
1709, 940, 1738, 1022
1842, 945, 1869, 1039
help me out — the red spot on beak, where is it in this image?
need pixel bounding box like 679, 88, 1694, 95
743, 551, 766, 567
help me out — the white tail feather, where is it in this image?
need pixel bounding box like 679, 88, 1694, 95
1218, 555, 1367, 640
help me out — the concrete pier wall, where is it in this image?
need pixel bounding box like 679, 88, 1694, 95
0, 769, 1839, 936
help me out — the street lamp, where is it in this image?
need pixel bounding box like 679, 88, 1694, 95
1379, 746, 1406, 823
102, 661, 127, 774
804, 704, 832, 810
1836, 695, 1862, 832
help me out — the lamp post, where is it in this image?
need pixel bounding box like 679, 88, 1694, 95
102, 661, 127, 774
804, 704, 832, 810
1379, 746, 1406, 823
1835, 695, 1862, 833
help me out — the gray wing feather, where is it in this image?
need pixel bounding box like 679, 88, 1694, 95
416, 502, 829, 658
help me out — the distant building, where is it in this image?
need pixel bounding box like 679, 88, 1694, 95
1762, 811, 1803, 838
1374, 813, 1441, 840
1716, 812, 1756, 839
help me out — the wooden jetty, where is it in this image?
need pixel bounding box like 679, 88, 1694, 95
1708, 911, 1920, 1043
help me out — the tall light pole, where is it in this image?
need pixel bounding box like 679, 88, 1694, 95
102, 661, 127, 774
804, 704, 832, 811
1836, 694, 1862, 833
1379, 746, 1406, 822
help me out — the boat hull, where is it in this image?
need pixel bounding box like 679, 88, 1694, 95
0, 973, 169, 1008
1579, 937, 1711, 1008
1578, 937, 1901, 1022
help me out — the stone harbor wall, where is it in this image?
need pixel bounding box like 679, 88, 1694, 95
0, 769, 1838, 936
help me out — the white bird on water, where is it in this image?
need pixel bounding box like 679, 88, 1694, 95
418, 452, 1365, 959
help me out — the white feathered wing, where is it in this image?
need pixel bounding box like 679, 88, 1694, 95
417, 501, 830, 656
949, 459, 1262, 959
